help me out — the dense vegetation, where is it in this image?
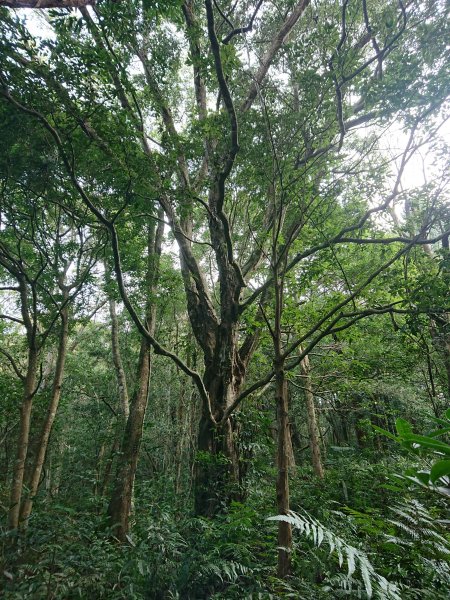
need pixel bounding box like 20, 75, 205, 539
0, 0, 449, 597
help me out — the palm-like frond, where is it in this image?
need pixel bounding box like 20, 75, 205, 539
386, 499, 450, 587
269, 510, 401, 599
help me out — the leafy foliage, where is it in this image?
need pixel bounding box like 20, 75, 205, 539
269, 510, 401, 599
374, 411, 450, 495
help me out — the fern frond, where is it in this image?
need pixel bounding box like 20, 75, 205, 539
386, 498, 450, 588
387, 499, 450, 560
269, 510, 401, 599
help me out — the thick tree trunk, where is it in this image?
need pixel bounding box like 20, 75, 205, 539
299, 353, 324, 479
195, 410, 238, 516
194, 323, 245, 516
8, 346, 38, 529
19, 305, 69, 525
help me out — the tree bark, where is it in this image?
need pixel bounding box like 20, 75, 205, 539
99, 436, 119, 497
106, 215, 163, 541
8, 277, 39, 530
19, 303, 69, 525
98, 273, 131, 501
107, 336, 151, 540
108, 295, 130, 422
194, 322, 245, 516
275, 363, 292, 578
273, 267, 292, 578
299, 353, 324, 478
0, 0, 96, 8
8, 345, 38, 529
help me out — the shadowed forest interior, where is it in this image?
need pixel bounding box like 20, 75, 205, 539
0, 0, 449, 598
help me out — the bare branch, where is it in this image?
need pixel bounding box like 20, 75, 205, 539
0, 0, 96, 7
0, 314, 25, 326
0, 347, 25, 380
222, 0, 263, 45
240, 0, 310, 113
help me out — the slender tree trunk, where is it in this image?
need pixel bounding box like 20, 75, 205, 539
45, 452, 52, 496
98, 276, 131, 500
273, 267, 292, 578
19, 304, 69, 525
99, 436, 119, 497
107, 216, 163, 541
8, 345, 38, 529
109, 296, 130, 422
299, 353, 324, 479
430, 316, 450, 402
175, 383, 193, 494
94, 438, 107, 497
275, 362, 292, 578
107, 337, 151, 540
175, 386, 184, 494
443, 335, 450, 400
50, 451, 63, 498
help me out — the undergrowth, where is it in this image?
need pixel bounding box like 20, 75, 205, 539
1, 456, 448, 599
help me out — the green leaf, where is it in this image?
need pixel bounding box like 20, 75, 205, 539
402, 434, 450, 455
427, 426, 450, 438
430, 459, 450, 483
372, 424, 397, 441
395, 418, 413, 437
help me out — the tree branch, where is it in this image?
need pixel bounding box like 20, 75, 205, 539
240, 0, 310, 113
0, 347, 25, 381
0, 82, 217, 426
222, 0, 263, 45
0, 0, 96, 7
0, 314, 25, 326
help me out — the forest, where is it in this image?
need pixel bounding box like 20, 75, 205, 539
0, 0, 449, 598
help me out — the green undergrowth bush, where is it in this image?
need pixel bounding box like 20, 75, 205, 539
1, 497, 285, 598
2, 448, 448, 599
2, 506, 147, 599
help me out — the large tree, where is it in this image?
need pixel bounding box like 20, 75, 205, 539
0, 0, 448, 527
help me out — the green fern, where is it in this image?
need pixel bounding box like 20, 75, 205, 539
386, 499, 450, 588
269, 510, 401, 599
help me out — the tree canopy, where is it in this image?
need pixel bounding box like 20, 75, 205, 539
0, 1, 449, 597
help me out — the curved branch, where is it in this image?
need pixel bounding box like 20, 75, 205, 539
240, 0, 310, 113
0, 0, 96, 7
229, 301, 447, 417
0, 82, 216, 426
0, 314, 25, 326
0, 347, 25, 381
205, 0, 239, 184
222, 0, 263, 45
